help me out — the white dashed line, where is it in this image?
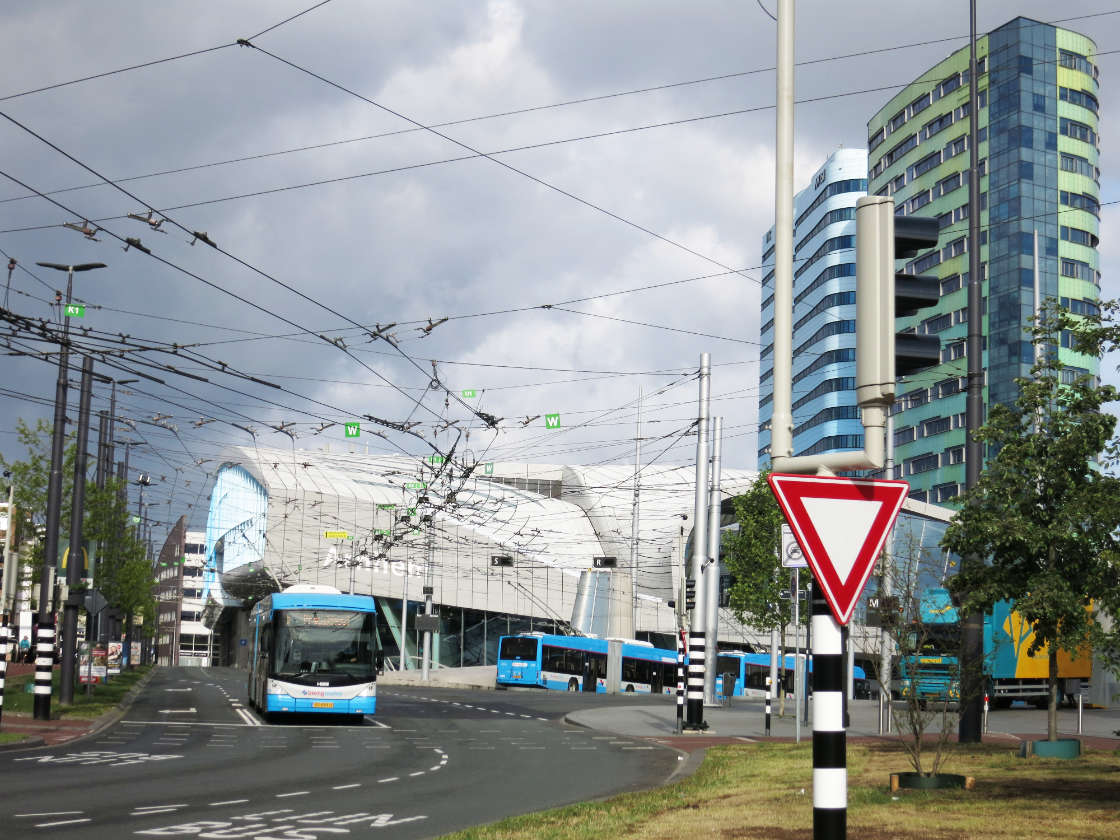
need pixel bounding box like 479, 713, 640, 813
209, 800, 249, 807
35, 818, 92, 828
275, 791, 309, 798
377, 777, 400, 784
16, 812, 84, 818
409, 771, 425, 777
332, 784, 361, 790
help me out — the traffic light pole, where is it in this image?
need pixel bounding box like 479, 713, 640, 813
60, 356, 93, 705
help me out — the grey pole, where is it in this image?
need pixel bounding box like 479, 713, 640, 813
1, 480, 14, 614
959, 0, 984, 746
629, 389, 642, 637
703, 416, 723, 706
32, 261, 105, 720
60, 356, 94, 705
880, 412, 894, 734
686, 353, 711, 728
793, 567, 800, 743
421, 505, 434, 681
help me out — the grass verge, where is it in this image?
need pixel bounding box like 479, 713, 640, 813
2, 666, 152, 719
440, 740, 1119, 840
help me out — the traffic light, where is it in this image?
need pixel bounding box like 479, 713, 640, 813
856, 195, 942, 407
592, 556, 617, 569
685, 578, 696, 611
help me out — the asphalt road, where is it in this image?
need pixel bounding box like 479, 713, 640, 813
0, 667, 680, 840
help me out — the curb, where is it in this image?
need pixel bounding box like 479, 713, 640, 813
0, 735, 45, 752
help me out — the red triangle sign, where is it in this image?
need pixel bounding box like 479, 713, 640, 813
767, 474, 909, 625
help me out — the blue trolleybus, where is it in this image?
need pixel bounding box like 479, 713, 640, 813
715, 651, 869, 699
247, 585, 382, 722
496, 633, 678, 694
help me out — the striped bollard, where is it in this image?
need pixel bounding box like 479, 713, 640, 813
765, 675, 772, 736
675, 631, 685, 734
685, 631, 705, 729
811, 580, 845, 839
33, 618, 56, 720
0, 619, 8, 724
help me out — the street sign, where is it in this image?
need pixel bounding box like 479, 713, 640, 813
483, 462, 494, 475
461, 389, 477, 398
344, 422, 360, 438
767, 473, 908, 625
64, 304, 85, 318
544, 413, 561, 429
406, 481, 426, 490
324, 530, 349, 540
780, 524, 807, 568
426, 455, 445, 465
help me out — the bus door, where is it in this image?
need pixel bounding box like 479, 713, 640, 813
581, 653, 597, 692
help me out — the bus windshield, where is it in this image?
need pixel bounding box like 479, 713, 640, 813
273, 609, 376, 680
499, 636, 539, 662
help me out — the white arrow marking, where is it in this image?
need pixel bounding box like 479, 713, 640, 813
157, 708, 197, 714
164, 688, 193, 692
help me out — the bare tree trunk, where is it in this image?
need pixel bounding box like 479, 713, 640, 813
1048, 646, 1059, 742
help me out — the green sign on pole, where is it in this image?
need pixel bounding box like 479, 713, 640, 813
544, 413, 561, 429
344, 422, 360, 438
64, 304, 85, 318
461, 389, 477, 398
406, 481, 427, 490
484, 462, 494, 475
377, 503, 397, 511
426, 455, 445, 465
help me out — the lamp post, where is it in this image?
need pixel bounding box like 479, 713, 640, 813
32, 261, 105, 720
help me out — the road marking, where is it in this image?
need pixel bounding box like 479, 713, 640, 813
34, 818, 92, 827
377, 777, 399, 783
332, 784, 361, 790
364, 717, 391, 729
15, 811, 84, 817
276, 791, 309, 798
209, 799, 250, 806
623, 746, 655, 750
409, 771, 425, 777
157, 708, 198, 714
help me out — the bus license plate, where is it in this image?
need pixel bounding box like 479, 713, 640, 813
312, 702, 334, 708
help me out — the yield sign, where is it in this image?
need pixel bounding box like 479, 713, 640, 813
767, 473, 909, 625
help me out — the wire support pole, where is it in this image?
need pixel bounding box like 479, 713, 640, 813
812, 580, 846, 840
675, 629, 685, 735
703, 416, 723, 706
686, 353, 711, 729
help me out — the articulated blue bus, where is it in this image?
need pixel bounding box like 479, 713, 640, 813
496, 633, 678, 694
247, 585, 383, 722
715, 651, 868, 699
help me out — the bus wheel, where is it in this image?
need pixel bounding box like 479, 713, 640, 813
624, 684, 635, 693
567, 678, 579, 692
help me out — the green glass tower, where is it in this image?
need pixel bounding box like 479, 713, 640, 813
866, 17, 1100, 504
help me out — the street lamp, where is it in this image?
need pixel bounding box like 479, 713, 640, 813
32, 261, 105, 720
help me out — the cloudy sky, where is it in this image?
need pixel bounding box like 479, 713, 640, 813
2, 1, 1118, 543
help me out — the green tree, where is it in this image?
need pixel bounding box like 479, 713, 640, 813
722, 471, 802, 712
942, 301, 1120, 741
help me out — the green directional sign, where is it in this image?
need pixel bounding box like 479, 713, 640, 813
375, 528, 392, 536
426, 455, 445, 465
377, 503, 397, 511
344, 422, 360, 438
406, 481, 427, 490
484, 462, 494, 475
64, 304, 86, 318
461, 389, 477, 398
544, 413, 561, 429
407, 507, 417, 516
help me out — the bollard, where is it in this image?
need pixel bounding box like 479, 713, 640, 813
1077, 693, 1083, 735
0, 619, 8, 725
982, 694, 989, 734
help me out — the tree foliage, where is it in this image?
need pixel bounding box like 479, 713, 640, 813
1, 419, 153, 623
942, 301, 1120, 739
723, 471, 795, 631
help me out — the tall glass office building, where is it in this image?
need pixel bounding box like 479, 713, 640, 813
757, 148, 868, 467
866, 17, 1100, 503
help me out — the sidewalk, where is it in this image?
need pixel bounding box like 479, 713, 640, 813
0, 666, 156, 751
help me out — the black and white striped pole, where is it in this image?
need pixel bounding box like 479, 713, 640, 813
685, 352, 710, 730
811, 580, 846, 838
764, 676, 772, 736
33, 619, 56, 718
675, 629, 685, 734
0, 617, 8, 724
